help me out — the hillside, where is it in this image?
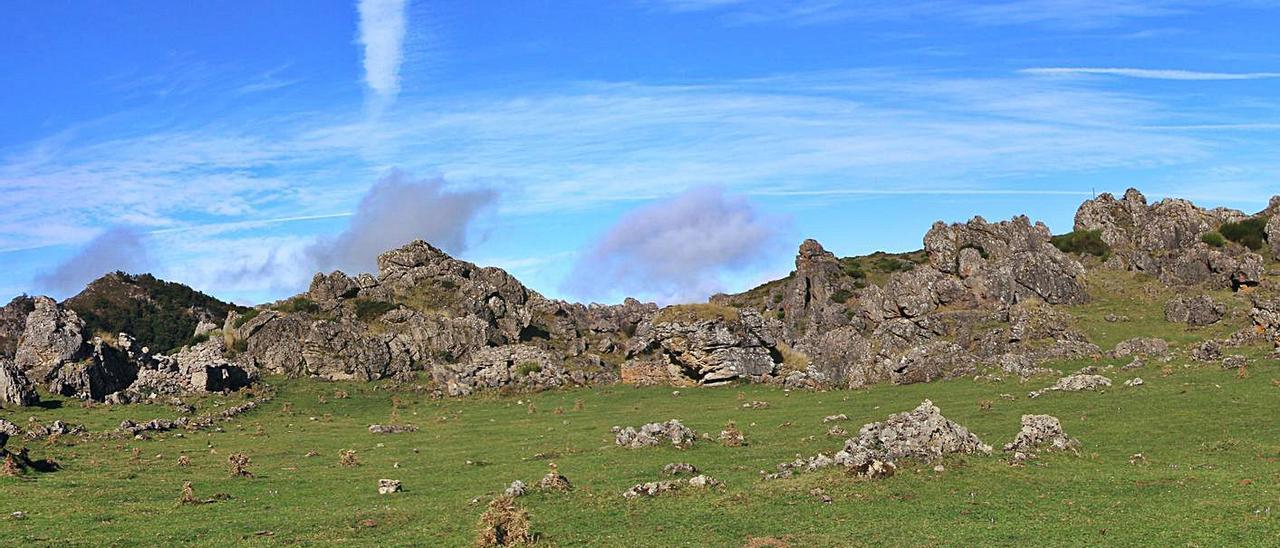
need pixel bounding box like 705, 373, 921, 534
63, 272, 246, 353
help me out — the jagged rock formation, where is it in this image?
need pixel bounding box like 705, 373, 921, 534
1074, 189, 1262, 289
923, 215, 1088, 305
14, 296, 89, 377
233, 240, 653, 391
613, 420, 697, 449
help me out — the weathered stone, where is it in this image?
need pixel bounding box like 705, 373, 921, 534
1165, 295, 1226, 326
1191, 340, 1224, 362
1028, 374, 1112, 398
0, 296, 35, 360
13, 297, 88, 375
1221, 355, 1247, 369
377, 479, 402, 494
368, 424, 418, 434
889, 341, 977, 385
1003, 415, 1080, 463
1109, 337, 1169, 359
662, 462, 698, 476
924, 215, 1087, 305
624, 306, 780, 386
308, 271, 358, 302
834, 400, 990, 477
504, 480, 527, 497
614, 420, 697, 449
46, 337, 137, 401
0, 360, 38, 407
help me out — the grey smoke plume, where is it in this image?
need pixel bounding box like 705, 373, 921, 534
565, 186, 784, 304
36, 226, 150, 296
306, 170, 497, 275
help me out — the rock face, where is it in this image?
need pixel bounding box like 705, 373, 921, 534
1074, 188, 1262, 289
0, 296, 36, 360
622, 306, 781, 386
0, 360, 38, 407
13, 296, 88, 376
1164, 295, 1226, 326
924, 216, 1088, 305
1110, 337, 1169, 358
1003, 415, 1080, 463
1029, 374, 1112, 398
834, 400, 990, 476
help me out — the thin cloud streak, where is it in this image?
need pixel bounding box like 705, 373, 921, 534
357, 0, 408, 102
1023, 67, 1280, 80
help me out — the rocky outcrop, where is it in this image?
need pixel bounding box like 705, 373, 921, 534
888, 341, 976, 385
1109, 337, 1169, 358
622, 306, 781, 386
834, 400, 990, 477
308, 271, 358, 302
0, 360, 38, 407
1074, 189, 1262, 289
924, 215, 1088, 305
436, 344, 584, 397
13, 296, 88, 376
1164, 295, 1226, 326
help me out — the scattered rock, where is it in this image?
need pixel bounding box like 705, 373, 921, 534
1191, 340, 1224, 362
1125, 377, 1144, 387
1028, 374, 1112, 398
614, 420, 697, 449
368, 424, 418, 434
622, 475, 720, 499
377, 479, 402, 494
822, 414, 848, 423
536, 463, 571, 492
662, 463, 698, 476
1003, 415, 1080, 464
503, 480, 527, 497
1222, 355, 1248, 369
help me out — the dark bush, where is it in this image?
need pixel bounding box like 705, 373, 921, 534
831, 289, 852, 304
1201, 231, 1226, 248
354, 300, 397, 322
1050, 230, 1110, 257
1218, 217, 1267, 250
838, 258, 865, 279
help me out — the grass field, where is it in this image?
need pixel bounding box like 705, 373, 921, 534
3, 271, 1280, 546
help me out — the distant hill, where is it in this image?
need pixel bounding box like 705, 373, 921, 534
63, 271, 246, 353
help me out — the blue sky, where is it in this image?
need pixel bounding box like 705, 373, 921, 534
2, 0, 1279, 305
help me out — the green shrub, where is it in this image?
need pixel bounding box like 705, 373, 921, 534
1050, 229, 1110, 257
515, 362, 542, 377
838, 258, 865, 279
831, 289, 852, 304
232, 338, 248, 354
233, 308, 262, 328
1218, 217, 1267, 250
872, 256, 915, 272
275, 297, 320, 315
355, 300, 397, 322
1201, 231, 1226, 248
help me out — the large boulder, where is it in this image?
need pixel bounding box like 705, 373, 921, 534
13, 296, 88, 376
239, 311, 308, 376
435, 344, 566, 396
1164, 295, 1226, 326
45, 337, 137, 401
0, 360, 38, 407
888, 341, 976, 385
623, 305, 781, 386
308, 271, 358, 302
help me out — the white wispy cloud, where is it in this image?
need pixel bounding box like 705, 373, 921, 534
1022, 67, 1280, 80
4, 68, 1276, 301
357, 0, 408, 101
651, 0, 1256, 28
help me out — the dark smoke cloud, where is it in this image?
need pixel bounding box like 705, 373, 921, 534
306, 170, 498, 275
36, 226, 150, 297
564, 186, 784, 304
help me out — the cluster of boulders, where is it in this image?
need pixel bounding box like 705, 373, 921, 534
1003, 414, 1081, 464
0, 296, 258, 406
1164, 295, 1226, 326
